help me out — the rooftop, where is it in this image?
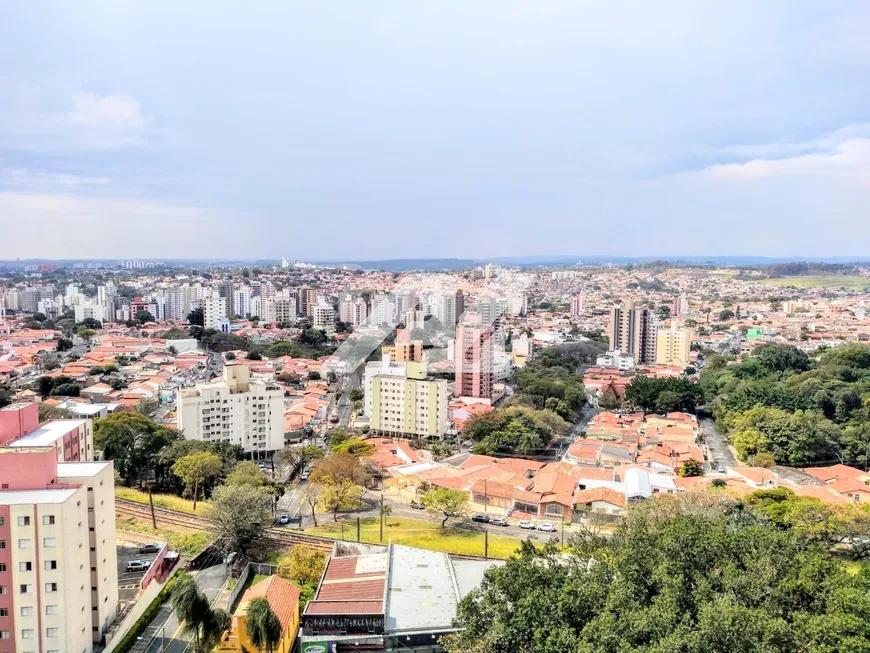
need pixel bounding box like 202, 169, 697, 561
0, 488, 79, 505
8, 419, 88, 448
56, 461, 112, 478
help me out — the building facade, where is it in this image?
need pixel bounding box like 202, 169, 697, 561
607, 300, 656, 364
364, 358, 448, 439
454, 312, 494, 401
655, 325, 693, 367
177, 366, 285, 454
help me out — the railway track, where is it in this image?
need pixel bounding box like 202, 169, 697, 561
115, 498, 333, 551
115, 498, 494, 559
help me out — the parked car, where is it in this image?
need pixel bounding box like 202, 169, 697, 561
410, 501, 425, 510
471, 513, 489, 523
139, 543, 160, 554
126, 560, 151, 573
278, 514, 291, 525
537, 522, 557, 532
717, 464, 726, 474
300, 470, 311, 481
488, 517, 509, 527
518, 520, 535, 529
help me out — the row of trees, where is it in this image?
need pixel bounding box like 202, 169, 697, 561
512, 347, 589, 422
702, 344, 870, 466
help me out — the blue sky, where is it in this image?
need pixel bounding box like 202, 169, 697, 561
1, 1, 869, 260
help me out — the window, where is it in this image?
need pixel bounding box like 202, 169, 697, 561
42, 515, 55, 526
0, 609, 6, 617
19, 562, 32, 572
0, 563, 5, 571
20, 606, 33, 617
44, 560, 57, 571
45, 583, 57, 593
0, 540, 5, 549
43, 538, 56, 548
21, 629, 34, 638
46, 627, 59, 637
0, 518, 3, 525
45, 605, 58, 616
0, 586, 5, 594
20, 584, 32, 594
18, 539, 31, 549
17, 516, 30, 527
0, 631, 9, 640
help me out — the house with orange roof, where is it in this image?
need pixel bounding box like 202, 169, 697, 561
218, 575, 301, 653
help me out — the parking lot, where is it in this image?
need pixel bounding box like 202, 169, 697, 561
117, 541, 162, 604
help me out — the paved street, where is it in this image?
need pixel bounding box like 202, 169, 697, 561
135, 564, 228, 653
700, 416, 737, 469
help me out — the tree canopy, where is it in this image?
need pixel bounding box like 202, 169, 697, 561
445, 493, 870, 653
94, 412, 179, 486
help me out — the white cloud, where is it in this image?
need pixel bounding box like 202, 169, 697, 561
697, 127, 870, 183
0, 168, 111, 190
0, 89, 151, 151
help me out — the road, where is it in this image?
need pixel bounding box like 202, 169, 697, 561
700, 416, 737, 469
133, 564, 227, 653
336, 366, 363, 427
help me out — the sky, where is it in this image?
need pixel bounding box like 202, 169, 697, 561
1, 1, 869, 261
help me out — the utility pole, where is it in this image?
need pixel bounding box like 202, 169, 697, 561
561, 514, 565, 548
484, 530, 489, 560
357, 517, 361, 543
379, 494, 384, 542
148, 487, 157, 529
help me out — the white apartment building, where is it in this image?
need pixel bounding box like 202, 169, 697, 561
364, 356, 449, 439
0, 447, 119, 652
596, 349, 636, 371
233, 288, 252, 318
273, 298, 297, 325
312, 299, 335, 331
73, 303, 107, 324
202, 297, 227, 330
177, 366, 285, 454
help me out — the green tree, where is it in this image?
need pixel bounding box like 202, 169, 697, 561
172, 451, 223, 510
135, 310, 155, 323
94, 412, 178, 486
444, 497, 870, 653
678, 458, 703, 477
187, 307, 205, 326
420, 487, 468, 527
330, 437, 375, 457
246, 598, 282, 653
206, 484, 273, 558
171, 573, 231, 653
277, 545, 327, 586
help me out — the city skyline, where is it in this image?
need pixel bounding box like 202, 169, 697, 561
2, 2, 870, 259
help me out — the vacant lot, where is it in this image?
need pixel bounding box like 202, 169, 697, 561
303, 516, 540, 559
765, 275, 870, 290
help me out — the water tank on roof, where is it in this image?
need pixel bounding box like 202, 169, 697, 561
624, 467, 652, 501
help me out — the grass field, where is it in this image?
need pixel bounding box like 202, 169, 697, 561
303, 516, 540, 559
116, 517, 211, 556
764, 275, 870, 290
115, 487, 209, 515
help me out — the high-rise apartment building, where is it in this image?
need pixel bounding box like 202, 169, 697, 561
404, 309, 426, 332
569, 293, 585, 317
655, 324, 693, 367
364, 357, 448, 439
0, 404, 118, 651
295, 287, 317, 317
382, 330, 424, 363
273, 298, 297, 325
371, 294, 395, 325
177, 366, 285, 454
312, 299, 335, 331
233, 287, 252, 318
607, 300, 656, 364
202, 297, 227, 330
218, 282, 236, 319
673, 293, 689, 317
455, 312, 495, 401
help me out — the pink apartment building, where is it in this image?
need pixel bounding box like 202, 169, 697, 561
454, 312, 495, 401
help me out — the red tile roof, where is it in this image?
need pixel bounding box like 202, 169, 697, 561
242, 575, 301, 631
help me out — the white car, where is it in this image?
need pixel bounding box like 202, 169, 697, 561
537, 522, 557, 532
518, 520, 535, 529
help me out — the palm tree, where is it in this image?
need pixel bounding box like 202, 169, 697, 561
171, 572, 231, 653
246, 597, 282, 653
516, 430, 542, 456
